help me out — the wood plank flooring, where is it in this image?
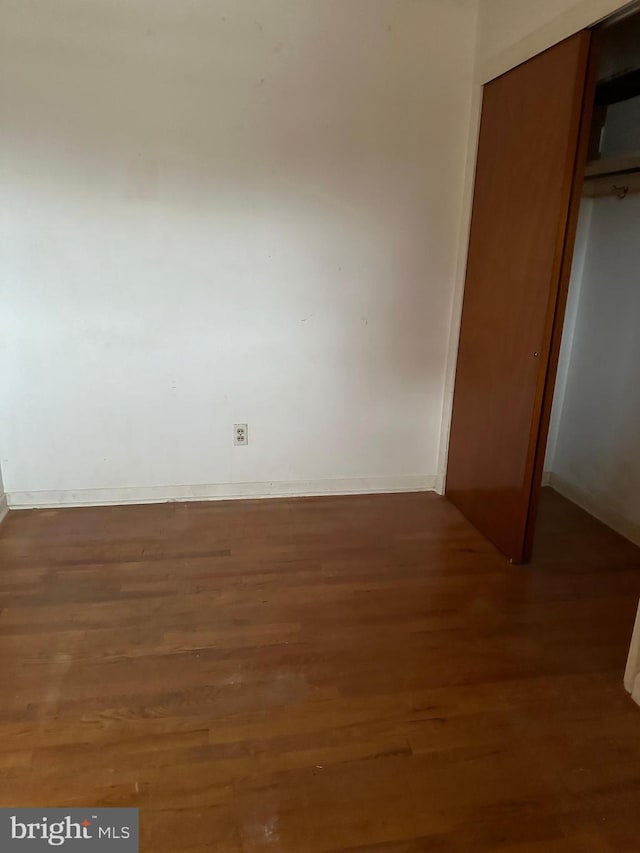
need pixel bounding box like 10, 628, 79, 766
0, 488, 639, 852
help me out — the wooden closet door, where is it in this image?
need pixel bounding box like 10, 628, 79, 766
446, 31, 593, 563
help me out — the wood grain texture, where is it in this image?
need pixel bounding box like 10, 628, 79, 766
0, 489, 639, 852
446, 32, 591, 563
523, 32, 598, 562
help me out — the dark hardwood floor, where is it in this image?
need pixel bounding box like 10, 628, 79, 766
0, 488, 639, 852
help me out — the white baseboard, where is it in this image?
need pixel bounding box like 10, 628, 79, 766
7, 475, 437, 510
541, 470, 552, 487
546, 471, 640, 548
0, 493, 8, 525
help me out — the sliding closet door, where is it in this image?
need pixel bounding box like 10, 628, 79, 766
446, 32, 593, 563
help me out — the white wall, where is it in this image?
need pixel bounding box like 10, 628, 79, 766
546, 195, 640, 546
0, 464, 7, 524
476, 0, 634, 82
0, 0, 477, 507
544, 199, 593, 474
601, 95, 640, 158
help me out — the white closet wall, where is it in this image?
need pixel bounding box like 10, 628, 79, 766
0, 464, 7, 524
545, 193, 640, 545
544, 198, 592, 477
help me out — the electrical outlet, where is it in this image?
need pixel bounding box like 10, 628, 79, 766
234, 423, 248, 446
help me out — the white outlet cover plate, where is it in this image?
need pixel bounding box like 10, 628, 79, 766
234, 424, 248, 445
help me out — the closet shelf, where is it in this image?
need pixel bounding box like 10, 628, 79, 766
585, 155, 640, 178
583, 155, 640, 198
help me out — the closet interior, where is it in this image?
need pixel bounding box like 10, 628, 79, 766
542, 10, 640, 548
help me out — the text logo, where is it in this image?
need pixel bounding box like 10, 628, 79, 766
0, 809, 138, 851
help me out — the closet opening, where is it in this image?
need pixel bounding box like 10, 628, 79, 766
445, 1, 640, 564
538, 8, 640, 553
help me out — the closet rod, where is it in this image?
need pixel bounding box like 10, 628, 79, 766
583, 172, 640, 197
583, 155, 640, 197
